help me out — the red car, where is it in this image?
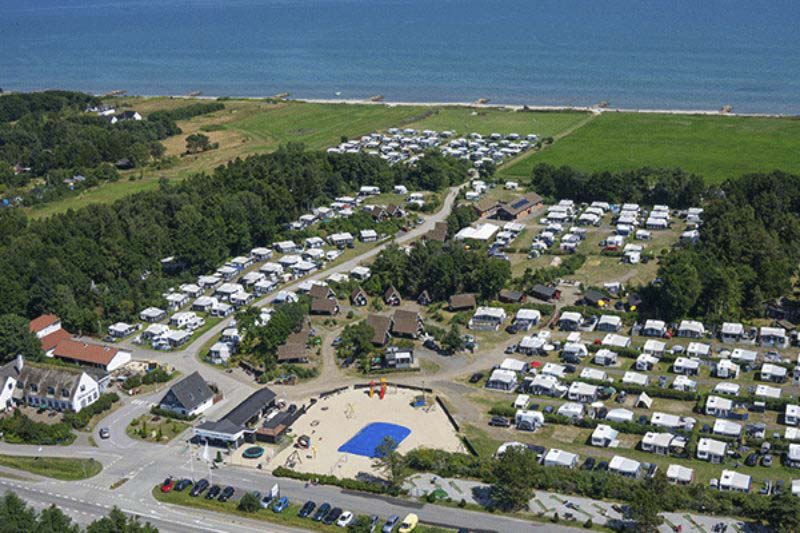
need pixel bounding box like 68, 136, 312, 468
161, 478, 174, 493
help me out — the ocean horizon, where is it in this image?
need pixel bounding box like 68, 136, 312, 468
3, 0, 800, 114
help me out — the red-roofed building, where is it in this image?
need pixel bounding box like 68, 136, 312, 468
51, 340, 131, 372
40, 328, 72, 353
29, 314, 62, 338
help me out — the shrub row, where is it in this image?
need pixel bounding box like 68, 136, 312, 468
272, 466, 404, 496
62, 392, 120, 429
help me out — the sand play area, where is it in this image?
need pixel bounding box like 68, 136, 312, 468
271, 385, 465, 479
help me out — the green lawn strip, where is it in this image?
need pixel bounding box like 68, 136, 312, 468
0, 455, 102, 480
153, 487, 452, 532
683, 513, 706, 532
126, 414, 190, 444
501, 112, 800, 184
447, 480, 463, 494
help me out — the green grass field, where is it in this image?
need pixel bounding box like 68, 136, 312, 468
406, 107, 590, 137
230, 102, 431, 150
0, 455, 102, 480
499, 112, 800, 183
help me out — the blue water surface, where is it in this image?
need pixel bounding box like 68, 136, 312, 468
2, 0, 799, 113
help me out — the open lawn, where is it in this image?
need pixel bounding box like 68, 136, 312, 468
499, 112, 800, 183
0, 455, 102, 480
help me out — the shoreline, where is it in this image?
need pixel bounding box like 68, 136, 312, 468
122, 93, 798, 119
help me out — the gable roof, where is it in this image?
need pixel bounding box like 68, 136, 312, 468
475, 197, 499, 214
425, 222, 448, 242
29, 314, 60, 333
221, 387, 277, 427
162, 371, 214, 412
309, 284, 334, 300
40, 328, 71, 352
52, 340, 119, 366
366, 314, 392, 346
277, 343, 308, 362
0, 358, 90, 399
383, 285, 401, 302
350, 287, 368, 303
392, 310, 421, 336
449, 293, 477, 310
310, 297, 339, 314
496, 193, 542, 217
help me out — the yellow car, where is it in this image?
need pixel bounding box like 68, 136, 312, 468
397, 513, 418, 533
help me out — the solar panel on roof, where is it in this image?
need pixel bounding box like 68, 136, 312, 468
510, 198, 529, 209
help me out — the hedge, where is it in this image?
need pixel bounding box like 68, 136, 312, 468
62, 392, 120, 429
150, 406, 197, 421
0, 411, 75, 445
272, 466, 404, 496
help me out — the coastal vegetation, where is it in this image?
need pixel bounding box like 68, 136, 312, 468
500, 112, 800, 184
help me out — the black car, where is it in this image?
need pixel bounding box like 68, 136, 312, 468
543, 405, 554, 414
745, 453, 758, 467
774, 479, 785, 495
595, 460, 609, 471
489, 416, 510, 427
298, 500, 316, 518
312, 503, 331, 522
581, 457, 596, 470
189, 479, 209, 497
424, 339, 441, 352
564, 364, 576, 373
218, 486, 235, 502
638, 415, 648, 425
468, 372, 484, 384
175, 479, 192, 492
205, 485, 221, 499
322, 507, 343, 525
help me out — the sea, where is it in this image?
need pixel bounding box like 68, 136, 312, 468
2, 0, 800, 114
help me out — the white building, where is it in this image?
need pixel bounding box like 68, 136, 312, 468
590, 425, 619, 447
543, 448, 578, 469
719, 470, 751, 493
697, 438, 727, 463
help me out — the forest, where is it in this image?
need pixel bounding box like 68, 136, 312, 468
0, 144, 467, 334
365, 241, 511, 302
0, 91, 182, 190
642, 170, 800, 323
526, 163, 800, 324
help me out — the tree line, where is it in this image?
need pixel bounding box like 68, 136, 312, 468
0, 143, 466, 336
641, 170, 800, 323
0, 491, 157, 532
529, 163, 706, 208
364, 241, 511, 302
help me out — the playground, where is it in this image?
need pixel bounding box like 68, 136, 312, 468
271, 383, 464, 479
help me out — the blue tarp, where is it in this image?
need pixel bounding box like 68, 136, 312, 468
338, 422, 411, 458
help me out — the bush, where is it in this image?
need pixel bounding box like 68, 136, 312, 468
63, 392, 121, 429
237, 492, 260, 513
272, 466, 404, 496
0, 411, 75, 445
149, 406, 196, 421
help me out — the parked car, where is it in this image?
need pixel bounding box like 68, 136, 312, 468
762, 454, 773, 467
398, 513, 419, 533
745, 453, 758, 467
272, 496, 289, 513
218, 486, 235, 502
368, 515, 380, 532
298, 500, 316, 518
468, 372, 484, 384
160, 478, 174, 493
205, 485, 221, 500
260, 494, 274, 509
99, 427, 110, 439
489, 416, 510, 427
543, 405, 554, 414
313, 503, 332, 521
175, 479, 192, 492
323, 507, 343, 525
337, 511, 354, 527
774, 479, 785, 495
382, 515, 400, 533
581, 457, 596, 470
760, 480, 772, 495
189, 479, 209, 497
595, 460, 609, 471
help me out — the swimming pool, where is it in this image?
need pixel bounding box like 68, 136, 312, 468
338, 422, 411, 458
